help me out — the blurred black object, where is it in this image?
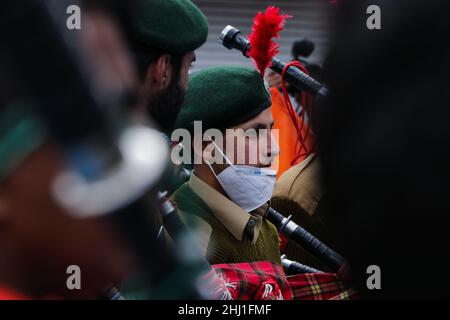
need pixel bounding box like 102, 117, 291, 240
292, 39, 315, 59
1, 0, 105, 145
319, 0, 450, 299
291, 39, 322, 84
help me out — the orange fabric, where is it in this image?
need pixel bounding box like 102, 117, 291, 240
271, 87, 315, 179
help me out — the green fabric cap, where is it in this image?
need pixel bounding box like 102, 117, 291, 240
176, 66, 272, 133
132, 0, 208, 54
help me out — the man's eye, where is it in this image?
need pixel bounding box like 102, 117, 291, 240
245, 130, 258, 138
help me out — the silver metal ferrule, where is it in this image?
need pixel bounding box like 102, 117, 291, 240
283, 220, 298, 236
159, 199, 175, 217
219, 25, 236, 45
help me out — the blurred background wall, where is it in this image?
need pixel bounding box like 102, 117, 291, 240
191, 0, 333, 71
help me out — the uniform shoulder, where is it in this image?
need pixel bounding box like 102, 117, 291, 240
272, 154, 324, 216
274, 154, 316, 193
171, 182, 209, 216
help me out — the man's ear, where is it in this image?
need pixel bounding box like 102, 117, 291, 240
143, 54, 172, 92
153, 54, 172, 90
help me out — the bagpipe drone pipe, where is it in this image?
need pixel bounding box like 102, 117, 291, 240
219, 25, 329, 98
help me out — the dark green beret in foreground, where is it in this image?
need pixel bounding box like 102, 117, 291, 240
176, 66, 272, 133
132, 0, 208, 54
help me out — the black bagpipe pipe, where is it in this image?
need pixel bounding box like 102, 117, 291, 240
156, 140, 211, 278
219, 25, 329, 98
281, 255, 322, 275
158, 192, 211, 273
265, 207, 346, 272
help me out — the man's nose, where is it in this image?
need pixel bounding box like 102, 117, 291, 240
267, 131, 280, 159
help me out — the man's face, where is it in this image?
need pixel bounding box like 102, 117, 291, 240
145, 51, 196, 133
202, 108, 280, 174
228, 108, 279, 168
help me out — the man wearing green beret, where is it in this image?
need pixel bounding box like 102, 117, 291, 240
171, 66, 282, 265
120, 1, 209, 299
129, 0, 208, 132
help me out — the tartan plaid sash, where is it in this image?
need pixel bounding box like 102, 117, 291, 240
287, 272, 356, 300
200, 261, 356, 300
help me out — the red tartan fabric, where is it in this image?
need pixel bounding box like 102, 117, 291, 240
288, 272, 356, 300
205, 261, 293, 300
200, 261, 357, 300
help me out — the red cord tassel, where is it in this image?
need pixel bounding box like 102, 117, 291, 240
281, 61, 314, 164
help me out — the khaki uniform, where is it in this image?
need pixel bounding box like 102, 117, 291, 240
271, 153, 332, 270
171, 173, 281, 265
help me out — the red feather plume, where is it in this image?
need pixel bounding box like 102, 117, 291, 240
248, 6, 291, 76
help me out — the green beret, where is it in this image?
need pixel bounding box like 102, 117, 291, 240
176, 66, 272, 133
132, 0, 208, 55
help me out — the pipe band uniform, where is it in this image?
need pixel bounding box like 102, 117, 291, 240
172, 66, 282, 265
271, 154, 332, 270
118, 0, 212, 300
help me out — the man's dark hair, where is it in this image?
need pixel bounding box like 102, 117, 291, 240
131, 41, 183, 84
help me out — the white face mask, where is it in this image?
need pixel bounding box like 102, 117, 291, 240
206, 140, 277, 212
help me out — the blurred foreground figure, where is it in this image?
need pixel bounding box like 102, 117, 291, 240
0, 100, 134, 299
0, 0, 141, 299
0, 0, 189, 299
320, 0, 450, 298
119, 0, 210, 299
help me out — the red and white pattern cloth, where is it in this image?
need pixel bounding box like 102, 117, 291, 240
200, 261, 357, 300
